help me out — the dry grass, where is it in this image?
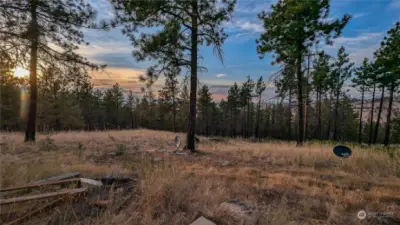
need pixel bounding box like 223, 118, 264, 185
0, 129, 399, 225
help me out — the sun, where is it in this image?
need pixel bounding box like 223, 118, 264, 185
13, 67, 29, 78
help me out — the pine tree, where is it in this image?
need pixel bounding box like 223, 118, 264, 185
0, 0, 104, 141
257, 0, 350, 145
240, 76, 255, 138
197, 85, 213, 135
227, 82, 240, 136
112, 0, 235, 152
255, 76, 266, 138
331, 46, 354, 141
158, 72, 179, 131
375, 22, 400, 146
125, 90, 136, 129
352, 58, 371, 144
312, 51, 330, 139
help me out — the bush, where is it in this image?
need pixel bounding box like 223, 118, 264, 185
116, 143, 125, 156
39, 136, 57, 151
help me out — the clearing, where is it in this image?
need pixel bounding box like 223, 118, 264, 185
0, 130, 399, 225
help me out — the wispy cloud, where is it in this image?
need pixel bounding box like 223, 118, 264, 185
216, 73, 227, 78
237, 21, 263, 33
334, 32, 382, 45
353, 13, 367, 19
389, 0, 400, 9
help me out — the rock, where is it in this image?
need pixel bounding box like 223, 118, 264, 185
153, 157, 162, 162
190, 216, 216, 225
221, 161, 230, 166
218, 200, 258, 223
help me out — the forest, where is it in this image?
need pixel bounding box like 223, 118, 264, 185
1, 0, 399, 148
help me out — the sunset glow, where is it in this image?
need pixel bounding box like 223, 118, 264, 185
13, 67, 29, 78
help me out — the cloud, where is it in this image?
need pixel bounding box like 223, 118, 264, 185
353, 13, 367, 19
237, 21, 264, 33
389, 0, 400, 9
334, 32, 382, 45
235, 0, 276, 14
216, 73, 227, 78
324, 32, 384, 66
89, 67, 145, 92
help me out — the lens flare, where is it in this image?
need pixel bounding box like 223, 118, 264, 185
13, 67, 29, 78
20, 88, 28, 120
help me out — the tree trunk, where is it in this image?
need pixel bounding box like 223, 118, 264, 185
296, 47, 304, 146
172, 94, 176, 132
304, 53, 311, 141
288, 87, 292, 140
247, 100, 251, 138
186, 0, 198, 152
368, 83, 376, 145
357, 88, 364, 144
383, 83, 394, 146
317, 89, 322, 139
326, 92, 332, 140
25, 0, 38, 142
333, 80, 340, 141
131, 110, 134, 129
373, 86, 384, 144
255, 95, 261, 138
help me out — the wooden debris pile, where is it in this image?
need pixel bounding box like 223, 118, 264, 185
0, 172, 137, 225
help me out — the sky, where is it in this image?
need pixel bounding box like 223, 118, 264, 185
81, 0, 400, 101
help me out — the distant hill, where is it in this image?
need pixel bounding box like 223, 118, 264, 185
351, 97, 400, 124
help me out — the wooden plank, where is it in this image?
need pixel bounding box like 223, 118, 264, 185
80, 178, 102, 186
0, 178, 81, 193
31, 172, 80, 184
0, 188, 87, 206
5, 197, 65, 225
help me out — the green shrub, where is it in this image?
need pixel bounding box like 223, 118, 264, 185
39, 136, 57, 151
116, 143, 125, 156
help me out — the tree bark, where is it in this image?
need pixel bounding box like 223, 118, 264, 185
304, 53, 311, 141
172, 92, 176, 132
25, 0, 38, 142
256, 95, 261, 138
383, 83, 394, 146
317, 89, 322, 139
186, 0, 198, 152
333, 78, 340, 141
296, 45, 304, 146
288, 88, 292, 140
373, 86, 384, 144
368, 83, 376, 145
357, 88, 364, 144
326, 92, 332, 140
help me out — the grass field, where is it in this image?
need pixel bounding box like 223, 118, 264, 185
0, 129, 399, 225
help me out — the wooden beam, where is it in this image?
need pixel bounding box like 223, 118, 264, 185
5, 197, 65, 225
0, 178, 81, 192
0, 188, 87, 206
30, 172, 80, 184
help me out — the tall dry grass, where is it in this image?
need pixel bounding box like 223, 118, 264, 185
0, 129, 399, 225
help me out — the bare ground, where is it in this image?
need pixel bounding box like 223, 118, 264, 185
0, 129, 399, 225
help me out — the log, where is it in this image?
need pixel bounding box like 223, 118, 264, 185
5, 197, 64, 225
0, 178, 81, 192
31, 172, 80, 184
0, 188, 87, 206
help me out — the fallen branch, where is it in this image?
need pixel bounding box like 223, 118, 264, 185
0, 188, 87, 206
0, 178, 81, 193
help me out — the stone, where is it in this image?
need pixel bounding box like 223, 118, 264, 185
190, 216, 216, 225
153, 157, 162, 162
218, 200, 259, 223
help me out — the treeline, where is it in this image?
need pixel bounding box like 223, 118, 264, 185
1, 66, 400, 144
1, 0, 399, 148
